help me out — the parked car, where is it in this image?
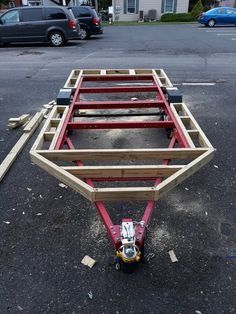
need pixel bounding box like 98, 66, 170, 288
0, 10, 6, 17
0, 6, 80, 47
71, 6, 103, 40
198, 7, 236, 27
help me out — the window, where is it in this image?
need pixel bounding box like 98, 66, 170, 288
1, 10, 20, 24
217, 8, 226, 14
77, 7, 91, 17
127, 0, 135, 13
22, 8, 42, 21
165, 0, 174, 13
124, 0, 138, 14
45, 8, 66, 20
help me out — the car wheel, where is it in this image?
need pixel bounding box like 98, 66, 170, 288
207, 19, 216, 27
49, 31, 65, 47
80, 27, 90, 40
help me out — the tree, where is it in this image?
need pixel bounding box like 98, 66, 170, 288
0, 0, 10, 8
191, 0, 204, 19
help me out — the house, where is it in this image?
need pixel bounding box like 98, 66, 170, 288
112, 0, 190, 22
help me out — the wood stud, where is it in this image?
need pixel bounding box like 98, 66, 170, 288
31, 69, 214, 202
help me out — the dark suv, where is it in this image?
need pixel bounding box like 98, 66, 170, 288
0, 6, 80, 47
71, 6, 103, 40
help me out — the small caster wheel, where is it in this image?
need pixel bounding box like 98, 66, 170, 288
114, 256, 121, 271
115, 262, 121, 271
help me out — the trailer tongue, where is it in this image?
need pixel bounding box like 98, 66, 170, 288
30, 69, 214, 272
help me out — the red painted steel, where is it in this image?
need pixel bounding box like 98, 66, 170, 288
79, 86, 157, 94
152, 75, 190, 148
55, 76, 83, 150
66, 137, 121, 247
135, 136, 177, 247
55, 71, 193, 251
82, 75, 153, 81
74, 100, 165, 110
67, 121, 174, 129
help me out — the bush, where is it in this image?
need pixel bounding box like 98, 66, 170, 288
191, 0, 204, 20
160, 13, 194, 22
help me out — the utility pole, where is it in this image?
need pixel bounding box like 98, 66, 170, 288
94, 0, 98, 11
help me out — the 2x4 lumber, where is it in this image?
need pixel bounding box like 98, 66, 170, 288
152, 69, 162, 86
38, 148, 208, 161
159, 69, 173, 87
8, 114, 29, 123
181, 103, 213, 148
62, 165, 184, 179
156, 148, 215, 199
170, 104, 195, 148
31, 106, 59, 151
30, 151, 93, 201
67, 121, 174, 130
79, 86, 157, 94
44, 132, 56, 141
187, 130, 199, 140
0, 109, 47, 183
50, 118, 61, 127
64, 70, 82, 89
23, 108, 47, 133
74, 100, 164, 110
94, 187, 156, 201
173, 103, 213, 148
49, 106, 69, 150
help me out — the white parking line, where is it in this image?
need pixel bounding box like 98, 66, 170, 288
216, 33, 236, 36
198, 27, 235, 30
175, 83, 216, 86
206, 30, 236, 33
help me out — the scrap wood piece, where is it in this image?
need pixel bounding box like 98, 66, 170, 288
81, 255, 96, 268
0, 108, 48, 183
8, 114, 30, 129
23, 108, 47, 133
168, 250, 178, 263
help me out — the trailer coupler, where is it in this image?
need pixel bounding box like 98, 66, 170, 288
115, 219, 143, 272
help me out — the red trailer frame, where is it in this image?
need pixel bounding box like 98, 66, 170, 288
30, 69, 214, 270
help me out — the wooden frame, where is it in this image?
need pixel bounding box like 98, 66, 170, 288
63, 68, 173, 90
30, 70, 214, 202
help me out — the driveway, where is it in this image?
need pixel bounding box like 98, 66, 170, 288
0, 24, 235, 314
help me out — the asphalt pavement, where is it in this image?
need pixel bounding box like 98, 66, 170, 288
0, 24, 235, 314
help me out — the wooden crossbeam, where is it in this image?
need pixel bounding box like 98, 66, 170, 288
62, 165, 184, 178
94, 187, 156, 201
38, 148, 208, 161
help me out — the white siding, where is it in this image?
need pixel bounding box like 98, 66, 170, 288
176, 0, 189, 13
140, 0, 162, 20
113, 0, 190, 22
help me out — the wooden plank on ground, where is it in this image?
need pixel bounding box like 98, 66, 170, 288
0, 110, 47, 183
23, 109, 47, 133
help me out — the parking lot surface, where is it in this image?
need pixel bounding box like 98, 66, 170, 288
0, 24, 236, 314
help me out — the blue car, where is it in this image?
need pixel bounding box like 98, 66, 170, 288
198, 7, 236, 27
